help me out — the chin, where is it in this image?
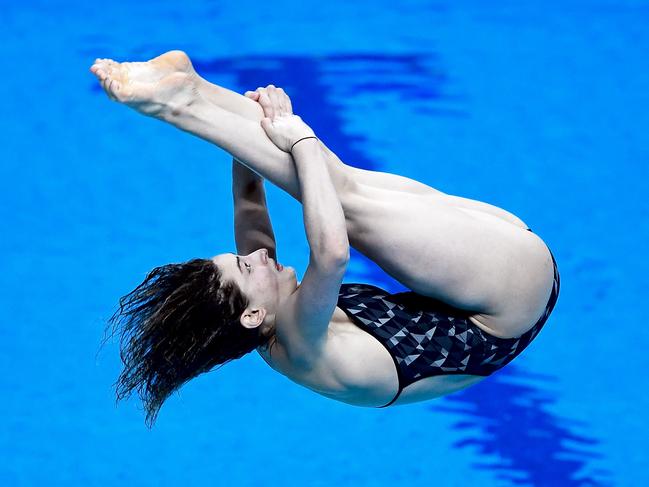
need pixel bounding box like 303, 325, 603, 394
279, 265, 294, 276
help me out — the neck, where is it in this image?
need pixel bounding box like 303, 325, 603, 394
257, 327, 278, 358
258, 319, 276, 343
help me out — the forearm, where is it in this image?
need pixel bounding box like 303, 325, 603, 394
232, 159, 277, 257
291, 138, 349, 262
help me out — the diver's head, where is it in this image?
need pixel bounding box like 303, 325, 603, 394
104, 252, 294, 427
211, 248, 297, 330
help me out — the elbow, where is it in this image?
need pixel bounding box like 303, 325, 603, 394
330, 246, 350, 266
312, 244, 349, 269
325, 236, 350, 266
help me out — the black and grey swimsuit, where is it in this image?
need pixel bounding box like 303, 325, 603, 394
336, 229, 560, 407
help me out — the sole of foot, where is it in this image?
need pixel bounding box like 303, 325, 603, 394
89, 50, 200, 118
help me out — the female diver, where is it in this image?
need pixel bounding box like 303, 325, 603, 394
91, 51, 560, 427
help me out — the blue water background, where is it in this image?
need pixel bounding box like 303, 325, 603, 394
1, 1, 647, 485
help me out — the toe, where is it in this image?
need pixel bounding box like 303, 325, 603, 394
93, 63, 107, 77
116, 84, 132, 102
101, 79, 115, 101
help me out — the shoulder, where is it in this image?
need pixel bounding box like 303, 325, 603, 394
268, 281, 388, 369
273, 288, 331, 367
256, 320, 333, 388
257, 300, 400, 403
269, 274, 348, 366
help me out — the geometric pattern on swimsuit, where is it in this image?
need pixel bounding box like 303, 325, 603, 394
336, 230, 560, 407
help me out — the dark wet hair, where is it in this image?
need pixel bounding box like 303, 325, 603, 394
101, 257, 273, 428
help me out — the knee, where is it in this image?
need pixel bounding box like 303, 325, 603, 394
319, 144, 358, 200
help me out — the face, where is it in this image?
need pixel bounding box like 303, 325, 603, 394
211, 248, 297, 329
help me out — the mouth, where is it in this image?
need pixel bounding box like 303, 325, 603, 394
275, 261, 283, 272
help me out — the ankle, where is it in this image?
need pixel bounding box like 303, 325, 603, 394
159, 77, 203, 120
162, 98, 196, 123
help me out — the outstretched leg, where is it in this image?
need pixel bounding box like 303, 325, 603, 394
90, 51, 554, 339
93, 52, 528, 229
185, 62, 530, 229
90, 52, 333, 203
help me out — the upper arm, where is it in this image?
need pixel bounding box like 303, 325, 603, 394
278, 254, 348, 362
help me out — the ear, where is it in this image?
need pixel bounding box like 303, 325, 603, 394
240, 307, 267, 329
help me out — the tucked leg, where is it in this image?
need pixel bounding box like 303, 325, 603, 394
342, 182, 555, 338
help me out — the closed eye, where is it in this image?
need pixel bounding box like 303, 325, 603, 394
245, 262, 251, 272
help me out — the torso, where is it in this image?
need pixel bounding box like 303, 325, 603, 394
255, 207, 559, 406
258, 303, 493, 407
258, 255, 559, 408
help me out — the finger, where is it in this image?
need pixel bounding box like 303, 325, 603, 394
274, 87, 286, 116
260, 93, 273, 119
260, 117, 274, 131
276, 86, 292, 114
267, 85, 282, 117
277, 87, 291, 115
257, 88, 273, 119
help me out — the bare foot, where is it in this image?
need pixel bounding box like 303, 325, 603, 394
89, 50, 201, 118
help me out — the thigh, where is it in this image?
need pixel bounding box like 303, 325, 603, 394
341, 161, 529, 230
345, 164, 446, 196
344, 183, 554, 335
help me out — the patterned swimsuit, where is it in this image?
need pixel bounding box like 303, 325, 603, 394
336, 229, 560, 407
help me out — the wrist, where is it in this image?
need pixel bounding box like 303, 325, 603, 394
290, 137, 322, 164
290, 135, 319, 153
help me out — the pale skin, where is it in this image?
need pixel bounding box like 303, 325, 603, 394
90, 51, 555, 407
